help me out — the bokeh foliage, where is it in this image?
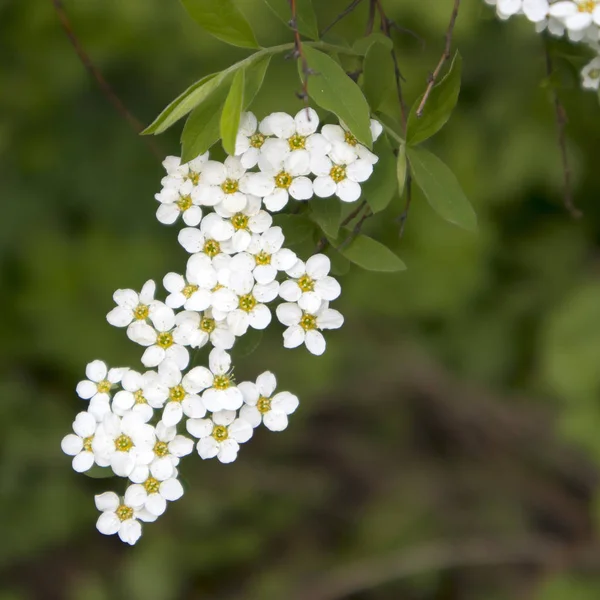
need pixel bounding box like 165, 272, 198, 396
3, 0, 600, 598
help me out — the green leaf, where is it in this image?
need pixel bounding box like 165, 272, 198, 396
407, 52, 462, 146
263, 0, 319, 40
407, 145, 477, 232
272, 214, 317, 245
353, 32, 392, 55
181, 77, 231, 163
396, 143, 407, 197
310, 198, 342, 239
220, 69, 245, 155
333, 232, 406, 272
142, 72, 219, 135
362, 137, 398, 213
243, 54, 272, 108
302, 46, 372, 147
327, 248, 351, 276
84, 466, 115, 479
180, 0, 259, 48
363, 40, 396, 112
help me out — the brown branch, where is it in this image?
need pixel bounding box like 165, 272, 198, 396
374, 0, 407, 131
291, 536, 570, 600
50, 0, 161, 160
320, 0, 365, 38
415, 0, 461, 118
315, 200, 368, 253
543, 41, 582, 219
289, 0, 311, 111
337, 203, 372, 251
366, 0, 376, 35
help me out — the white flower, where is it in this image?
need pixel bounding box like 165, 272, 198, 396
582, 55, 600, 89
276, 300, 344, 356
111, 369, 155, 422
234, 112, 272, 169
160, 153, 208, 190
186, 409, 253, 464
129, 420, 194, 483
163, 271, 213, 312
76, 360, 127, 421
216, 272, 279, 336
141, 359, 207, 426
549, 0, 600, 31
310, 153, 373, 203
259, 109, 331, 168
125, 475, 184, 518
279, 254, 341, 313
92, 412, 155, 477
128, 305, 190, 370
61, 411, 101, 472
238, 372, 299, 432
95, 489, 156, 545
195, 156, 273, 212
106, 280, 163, 334
187, 348, 243, 412
178, 213, 236, 256
155, 179, 203, 226
238, 227, 297, 285
215, 194, 273, 252
174, 309, 236, 350
321, 121, 379, 166
259, 151, 314, 212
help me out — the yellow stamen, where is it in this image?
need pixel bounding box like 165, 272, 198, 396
182, 284, 198, 298
133, 304, 149, 320
239, 294, 257, 312
221, 179, 239, 194
96, 380, 111, 394
297, 274, 314, 292
274, 171, 293, 189
116, 505, 134, 521
257, 396, 272, 414
203, 239, 220, 258
176, 195, 193, 211
169, 385, 186, 402
300, 313, 317, 331
157, 332, 173, 349
114, 434, 133, 452
288, 134, 306, 150
330, 165, 346, 183
250, 133, 265, 148
212, 424, 229, 441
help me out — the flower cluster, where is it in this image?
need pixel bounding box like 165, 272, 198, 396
62, 109, 382, 544
484, 0, 600, 91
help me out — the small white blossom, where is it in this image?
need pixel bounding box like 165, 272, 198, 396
276, 300, 344, 356
549, 0, 600, 33
92, 412, 155, 477
155, 179, 202, 226
178, 213, 236, 256
128, 305, 190, 370
76, 360, 127, 421
582, 55, 600, 89
186, 348, 243, 412
106, 280, 163, 334
311, 152, 373, 203
279, 254, 341, 312
160, 153, 208, 191
61, 411, 102, 472
141, 359, 207, 426
111, 369, 154, 422
175, 309, 236, 350
321, 121, 379, 166
238, 372, 299, 431
129, 421, 194, 482
186, 409, 253, 464
163, 271, 213, 312
234, 112, 271, 169
125, 475, 184, 517
95, 489, 156, 545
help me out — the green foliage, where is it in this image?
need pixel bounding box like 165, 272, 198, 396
330, 230, 406, 272
272, 214, 317, 245
363, 39, 395, 111
83, 466, 115, 479
263, 0, 319, 40
396, 142, 407, 197
362, 137, 398, 213
180, 0, 259, 48
309, 198, 342, 238
220, 69, 246, 155
407, 52, 462, 146
302, 46, 372, 147
352, 32, 393, 55
408, 145, 477, 232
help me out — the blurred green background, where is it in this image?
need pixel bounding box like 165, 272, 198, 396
3, 0, 600, 598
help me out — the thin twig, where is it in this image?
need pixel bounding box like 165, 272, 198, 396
388, 19, 426, 48
366, 0, 376, 35
543, 40, 582, 219
320, 0, 366, 38
289, 0, 311, 110
50, 0, 161, 160
291, 536, 569, 600
337, 204, 373, 251
315, 201, 368, 253
415, 0, 460, 118
374, 0, 407, 130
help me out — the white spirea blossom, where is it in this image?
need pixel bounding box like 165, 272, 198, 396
582, 54, 600, 88
239, 372, 299, 431
64, 110, 383, 543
